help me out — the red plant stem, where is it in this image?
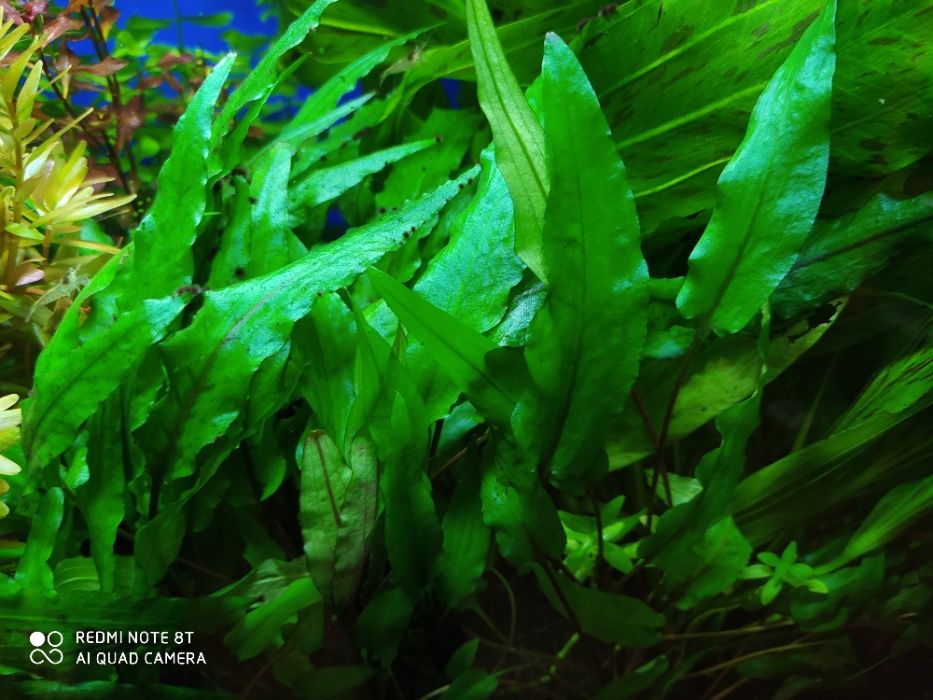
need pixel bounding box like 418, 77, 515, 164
81, 6, 140, 191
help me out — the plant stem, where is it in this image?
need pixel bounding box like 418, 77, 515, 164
172, 0, 185, 53
663, 621, 795, 640
490, 567, 517, 645
81, 6, 140, 192
647, 328, 704, 524
589, 489, 606, 584
33, 25, 136, 203
684, 640, 826, 678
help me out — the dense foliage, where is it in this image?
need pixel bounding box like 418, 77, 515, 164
1, 0, 931, 698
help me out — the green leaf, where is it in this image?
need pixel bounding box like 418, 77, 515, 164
609, 303, 842, 470
788, 554, 885, 632
466, 0, 548, 280
133, 505, 187, 590
354, 585, 415, 668
377, 148, 524, 421
299, 430, 352, 604
74, 395, 125, 593
830, 0, 933, 174
352, 308, 441, 594
15, 488, 64, 593
250, 144, 303, 276
298, 426, 378, 608
442, 669, 498, 700
480, 436, 565, 566
835, 474, 933, 569
23, 51, 237, 471
835, 345, 933, 431
208, 176, 254, 289
216, 0, 338, 142
181, 12, 233, 27
289, 96, 385, 179
368, 267, 519, 427
436, 451, 490, 607
734, 408, 926, 546
261, 94, 376, 175
224, 577, 322, 660
676, 2, 837, 333
290, 141, 435, 211
245, 420, 289, 502
445, 639, 479, 679
594, 657, 669, 700
375, 109, 482, 214
534, 567, 664, 647
572, 1, 931, 233
24, 296, 183, 472
296, 293, 359, 450
273, 34, 416, 152
773, 192, 933, 318
518, 34, 648, 492
140, 168, 477, 515
132, 53, 236, 301
640, 394, 761, 607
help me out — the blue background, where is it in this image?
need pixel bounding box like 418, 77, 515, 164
115, 0, 275, 52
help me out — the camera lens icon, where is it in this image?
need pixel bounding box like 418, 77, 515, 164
29, 631, 64, 665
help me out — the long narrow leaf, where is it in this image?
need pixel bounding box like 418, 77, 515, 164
466, 0, 548, 280
676, 2, 837, 333
520, 34, 648, 492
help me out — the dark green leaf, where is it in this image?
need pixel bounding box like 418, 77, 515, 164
535, 567, 664, 647
442, 669, 498, 700
594, 657, 669, 700
773, 192, 933, 318
480, 436, 565, 566
369, 267, 519, 427
640, 394, 760, 607
354, 586, 415, 668
224, 577, 322, 660
15, 488, 64, 593
436, 452, 489, 606
352, 308, 440, 594
140, 169, 477, 513
445, 639, 479, 679
518, 34, 648, 492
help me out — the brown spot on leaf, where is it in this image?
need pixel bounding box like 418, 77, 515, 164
751, 22, 770, 38
660, 25, 694, 54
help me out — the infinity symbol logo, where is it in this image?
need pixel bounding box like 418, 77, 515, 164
29, 631, 64, 665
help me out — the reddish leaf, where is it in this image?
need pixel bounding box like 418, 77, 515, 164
0, 1, 23, 23
97, 6, 118, 38
115, 95, 145, 153
74, 56, 127, 77
159, 52, 196, 69
42, 15, 83, 44
23, 0, 48, 21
